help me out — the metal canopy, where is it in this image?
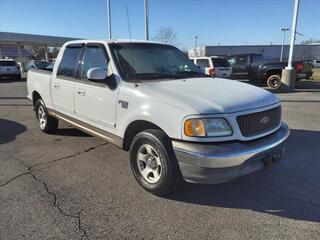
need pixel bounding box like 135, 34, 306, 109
0, 32, 81, 47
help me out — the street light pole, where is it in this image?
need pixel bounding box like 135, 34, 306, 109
144, 0, 149, 40
281, 0, 300, 92
194, 36, 198, 56
287, 0, 300, 70
280, 28, 289, 61
107, 0, 112, 39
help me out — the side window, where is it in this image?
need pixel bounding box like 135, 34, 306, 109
227, 57, 236, 65
196, 59, 210, 68
57, 47, 82, 78
81, 46, 109, 80
236, 56, 248, 65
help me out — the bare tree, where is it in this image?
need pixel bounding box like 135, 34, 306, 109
300, 38, 320, 44
153, 26, 179, 46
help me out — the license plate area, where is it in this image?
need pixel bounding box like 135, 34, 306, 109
261, 148, 284, 166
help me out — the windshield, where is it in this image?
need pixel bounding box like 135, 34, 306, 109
0, 61, 16, 66
211, 58, 230, 67
109, 43, 206, 81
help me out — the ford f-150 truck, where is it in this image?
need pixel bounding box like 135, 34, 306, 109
226, 53, 313, 89
27, 40, 290, 196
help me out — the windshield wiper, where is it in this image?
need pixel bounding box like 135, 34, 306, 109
175, 71, 207, 78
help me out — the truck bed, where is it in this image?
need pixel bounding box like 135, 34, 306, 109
27, 68, 53, 107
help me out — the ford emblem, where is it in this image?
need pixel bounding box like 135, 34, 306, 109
260, 116, 270, 125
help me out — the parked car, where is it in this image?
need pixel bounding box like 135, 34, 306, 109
0, 59, 21, 80
27, 40, 290, 196
226, 53, 313, 89
27, 60, 50, 70
309, 59, 320, 68
190, 56, 232, 78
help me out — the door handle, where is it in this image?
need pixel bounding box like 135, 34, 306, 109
77, 89, 85, 96
53, 84, 60, 89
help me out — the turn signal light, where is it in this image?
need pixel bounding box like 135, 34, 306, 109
184, 119, 206, 137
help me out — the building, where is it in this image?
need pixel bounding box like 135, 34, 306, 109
189, 44, 320, 61
0, 32, 80, 71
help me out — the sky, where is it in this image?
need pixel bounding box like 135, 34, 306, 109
0, 0, 319, 50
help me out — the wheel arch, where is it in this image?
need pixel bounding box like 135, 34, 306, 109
122, 120, 168, 151
32, 91, 42, 107
266, 69, 282, 79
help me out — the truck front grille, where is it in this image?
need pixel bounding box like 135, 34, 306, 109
237, 106, 281, 137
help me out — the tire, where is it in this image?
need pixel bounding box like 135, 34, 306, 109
35, 99, 58, 133
267, 74, 281, 89
129, 129, 182, 196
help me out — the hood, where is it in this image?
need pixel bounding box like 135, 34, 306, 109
140, 77, 279, 114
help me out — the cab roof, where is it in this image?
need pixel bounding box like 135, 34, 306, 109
63, 39, 168, 46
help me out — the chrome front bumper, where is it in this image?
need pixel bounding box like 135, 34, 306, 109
172, 123, 290, 184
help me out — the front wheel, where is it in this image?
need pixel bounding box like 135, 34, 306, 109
267, 74, 281, 89
35, 99, 58, 133
129, 129, 182, 196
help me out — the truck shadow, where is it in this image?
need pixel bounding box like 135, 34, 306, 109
0, 118, 27, 145
167, 129, 320, 223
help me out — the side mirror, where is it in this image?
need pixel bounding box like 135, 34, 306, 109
87, 67, 107, 82
87, 67, 117, 89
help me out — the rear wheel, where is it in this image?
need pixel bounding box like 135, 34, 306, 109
130, 129, 182, 196
267, 74, 281, 89
35, 99, 58, 133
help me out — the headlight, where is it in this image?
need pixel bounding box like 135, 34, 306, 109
184, 118, 232, 137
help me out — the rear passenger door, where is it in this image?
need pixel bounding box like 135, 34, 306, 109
74, 44, 118, 131
51, 44, 82, 115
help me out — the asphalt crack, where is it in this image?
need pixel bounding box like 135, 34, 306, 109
0, 143, 107, 239
31, 142, 107, 171
28, 169, 87, 239
0, 172, 29, 187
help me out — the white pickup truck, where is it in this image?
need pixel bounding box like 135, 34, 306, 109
27, 40, 290, 196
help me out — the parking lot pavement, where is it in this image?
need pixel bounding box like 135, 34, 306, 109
1, 80, 320, 240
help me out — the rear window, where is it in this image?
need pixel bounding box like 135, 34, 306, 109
196, 59, 210, 68
211, 58, 230, 67
252, 54, 265, 63
57, 46, 82, 78
0, 60, 16, 66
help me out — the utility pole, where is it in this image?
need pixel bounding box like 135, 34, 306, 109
144, 0, 149, 40
194, 36, 198, 56
280, 28, 290, 61
107, 0, 112, 39
281, 0, 300, 92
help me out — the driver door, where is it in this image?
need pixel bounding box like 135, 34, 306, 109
74, 44, 118, 131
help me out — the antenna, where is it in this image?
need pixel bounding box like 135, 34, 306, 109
126, 6, 132, 40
